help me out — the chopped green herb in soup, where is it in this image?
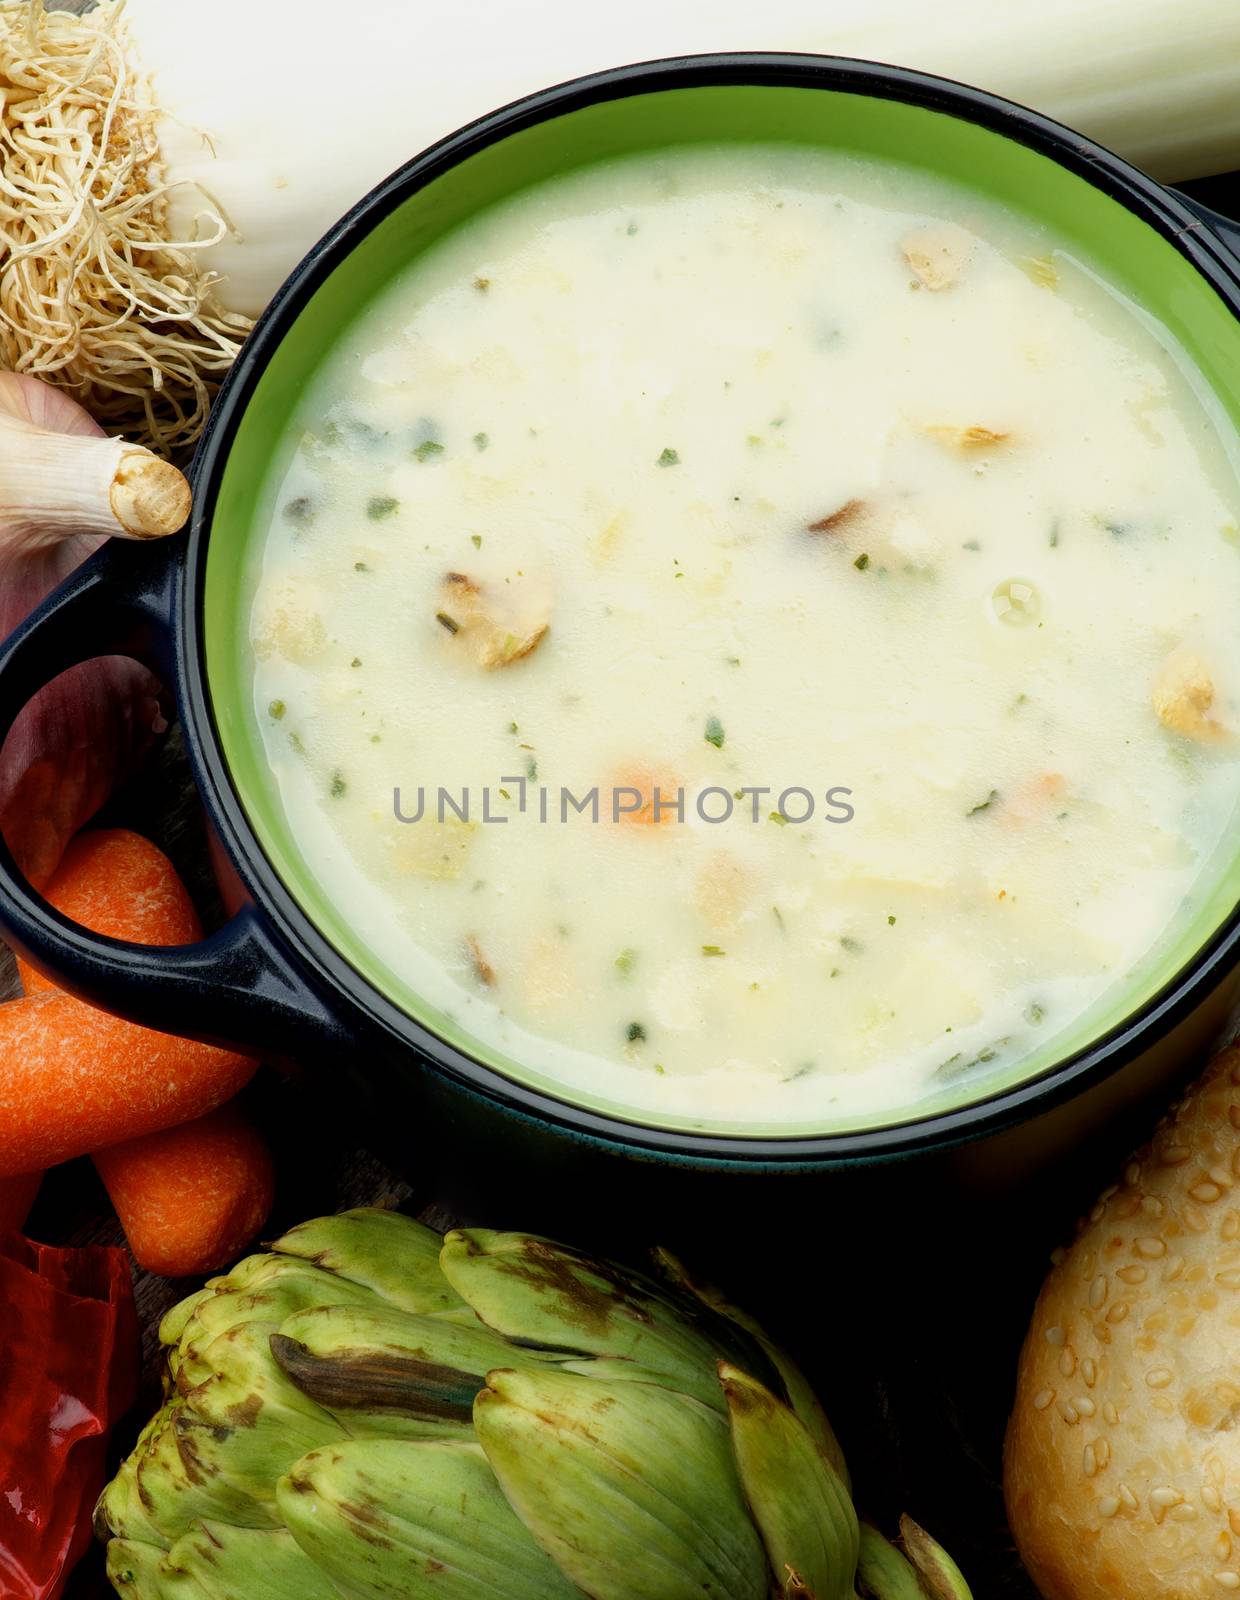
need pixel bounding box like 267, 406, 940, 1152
249, 145, 1240, 1131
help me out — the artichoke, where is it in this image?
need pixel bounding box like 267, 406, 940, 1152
98, 1208, 969, 1600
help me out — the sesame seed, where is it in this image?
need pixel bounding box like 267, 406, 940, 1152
1214, 1574, 1240, 1591
1059, 1348, 1078, 1377
1076, 1396, 1097, 1417
1229, 1508, 1240, 1537
1142, 1195, 1165, 1218
1097, 1495, 1121, 1519
1161, 1144, 1192, 1165
1147, 1368, 1175, 1389
1152, 1489, 1182, 1524
1033, 1388, 1055, 1411
1046, 1325, 1066, 1346
1106, 1301, 1131, 1324
1089, 1275, 1108, 1308
1194, 1183, 1224, 1205
1120, 1484, 1139, 1511
1137, 1236, 1168, 1258
1172, 1503, 1199, 1523
1095, 1438, 1111, 1468
1117, 1264, 1148, 1284
1224, 1213, 1240, 1241
1082, 1358, 1098, 1387
1103, 1402, 1119, 1426
1089, 1203, 1107, 1224
1125, 1162, 1142, 1187
1050, 1246, 1067, 1266
1099, 1183, 1119, 1203
1218, 1534, 1234, 1563
1060, 1401, 1080, 1424
1209, 1165, 1232, 1190
1204, 1487, 1224, 1513
1217, 1269, 1240, 1289
1167, 1255, 1187, 1281
1083, 1445, 1098, 1478
1185, 1205, 1210, 1233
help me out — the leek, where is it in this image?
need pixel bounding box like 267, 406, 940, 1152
1, 0, 1237, 451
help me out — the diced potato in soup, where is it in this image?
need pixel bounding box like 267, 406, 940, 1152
248, 146, 1240, 1133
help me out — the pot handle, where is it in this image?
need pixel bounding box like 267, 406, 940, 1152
0, 536, 344, 1057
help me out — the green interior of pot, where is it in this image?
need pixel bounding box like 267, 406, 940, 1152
203, 78, 1240, 1138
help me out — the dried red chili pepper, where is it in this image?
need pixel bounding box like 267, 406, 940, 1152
0, 1234, 137, 1599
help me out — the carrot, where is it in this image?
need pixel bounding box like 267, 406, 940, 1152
0, 828, 256, 1179
8, 829, 271, 1269
18, 828, 200, 993
93, 1103, 274, 1277
0, 992, 256, 1178
0, 1171, 40, 1234
8, 828, 205, 1205
609, 767, 683, 827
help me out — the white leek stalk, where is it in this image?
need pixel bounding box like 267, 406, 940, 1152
2, 0, 1237, 451
124, 0, 1240, 322
4, 415, 189, 541
0, 374, 188, 540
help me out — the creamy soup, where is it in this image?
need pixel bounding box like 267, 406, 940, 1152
248, 145, 1240, 1132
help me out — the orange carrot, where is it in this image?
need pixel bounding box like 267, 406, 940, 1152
8, 829, 271, 1269
93, 1104, 274, 1277
0, 1171, 40, 1234
8, 828, 202, 1204
609, 767, 683, 827
0, 992, 255, 1178
19, 828, 200, 993
0, 828, 256, 1179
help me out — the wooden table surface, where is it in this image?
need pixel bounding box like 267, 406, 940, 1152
14, 168, 1240, 1600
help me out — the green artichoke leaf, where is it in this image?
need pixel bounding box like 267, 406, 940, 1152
855, 1524, 929, 1599
162, 1288, 216, 1391
160, 1288, 214, 1352
172, 1265, 383, 1391
899, 1516, 974, 1600
440, 1230, 736, 1394
654, 1248, 849, 1485
204, 1252, 269, 1286
556, 1354, 727, 1413
270, 1302, 550, 1439
277, 1438, 583, 1600
474, 1364, 769, 1600
133, 1405, 280, 1544
106, 1536, 197, 1600
95, 1405, 176, 1547
422, 1304, 489, 1328
172, 1267, 380, 1395
162, 1523, 346, 1600
94, 1455, 157, 1549
720, 1363, 858, 1600
271, 1209, 465, 1315
159, 1321, 345, 1532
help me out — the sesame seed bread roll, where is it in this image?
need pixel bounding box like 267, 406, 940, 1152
1006, 1044, 1240, 1600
